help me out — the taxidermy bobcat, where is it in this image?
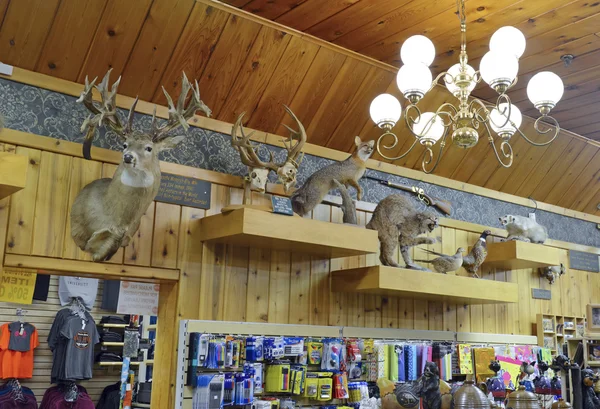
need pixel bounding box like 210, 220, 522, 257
367, 194, 439, 269
291, 136, 374, 216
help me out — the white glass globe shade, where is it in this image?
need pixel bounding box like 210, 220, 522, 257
480, 50, 519, 87
396, 63, 432, 98
401, 35, 436, 66
444, 63, 476, 95
412, 112, 444, 143
369, 93, 402, 127
490, 26, 526, 59
490, 103, 522, 136
527, 71, 564, 108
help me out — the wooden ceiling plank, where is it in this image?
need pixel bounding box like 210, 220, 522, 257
429, 0, 589, 75
241, 0, 309, 21
0, 0, 9, 31
529, 138, 593, 203
222, 0, 254, 7
476, 133, 532, 189
556, 149, 600, 209
511, 134, 572, 197
568, 120, 600, 136
152, 3, 230, 105
0, 0, 61, 70
218, 27, 293, 124
305, 57, 371, 146
186, 15, 262, 119
275, 48, 347, 137
307, 0, 413, 43
76, 0, 154, 83
34, 0, 108, 81
450, 135, 498, 183
326, 68, 395, 153
536, 89, 600, 119
275, 0, 361, 33
246, 36, 319, 133
580, 186, 600, 214
552, 103, 600, 125
118, 0, 196, 101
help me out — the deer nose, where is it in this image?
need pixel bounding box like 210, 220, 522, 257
123, 154, 134, 164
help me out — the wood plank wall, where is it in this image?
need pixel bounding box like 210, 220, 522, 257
1, 143, 599, 402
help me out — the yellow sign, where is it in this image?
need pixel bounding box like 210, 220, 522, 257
0, 269, 36, 304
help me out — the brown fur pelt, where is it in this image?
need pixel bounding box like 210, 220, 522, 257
367, 194, 439, 269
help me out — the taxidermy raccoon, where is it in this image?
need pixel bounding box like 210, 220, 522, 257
499, 214, 548, 244
291, 136, 374, 216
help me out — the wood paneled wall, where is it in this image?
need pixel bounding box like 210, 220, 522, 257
1, 140, 599, 404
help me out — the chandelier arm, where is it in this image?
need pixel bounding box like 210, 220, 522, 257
483, 122, 513, 168
422, 131, 449, 174
515, 115, 561, 147
470, 96, 513, 131
376, 132, 419, 161
426, 71, 452, 95
434, 103, 459, 127
404, 104, 422, 129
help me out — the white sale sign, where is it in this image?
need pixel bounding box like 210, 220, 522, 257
116, 281, 160, 315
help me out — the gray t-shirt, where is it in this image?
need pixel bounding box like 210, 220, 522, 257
7, 322, 35, 352
60, 316, 99, 380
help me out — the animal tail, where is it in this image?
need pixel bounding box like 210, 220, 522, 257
412, 259, 433, 263
291, 194, 306, 216
419, 248, 445, 257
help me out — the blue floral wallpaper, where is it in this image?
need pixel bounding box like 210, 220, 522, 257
1, 77, 598, 247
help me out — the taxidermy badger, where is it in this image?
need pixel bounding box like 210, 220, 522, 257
499, 214, 548, 244
291, 136, 374, 216
367, 194, 439, 269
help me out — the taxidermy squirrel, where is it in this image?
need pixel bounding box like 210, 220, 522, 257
499, 214, 548, 244
367, 194, 439, 269
291, 136, 374, 216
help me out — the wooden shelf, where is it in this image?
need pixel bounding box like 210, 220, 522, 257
147, 324, 157, 331
331, 265, 518, 304
101, 342, 124, 346
481, 240, 561, 270
199, 207, 379, 258
98, 324, 127, 328
0, 152, 28, 199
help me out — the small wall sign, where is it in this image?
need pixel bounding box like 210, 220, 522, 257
271, 195, 294, 216
155, 173, 211, 209
0, 269, 36, 305
531, 288, 551, 300
569, 250, 600, 272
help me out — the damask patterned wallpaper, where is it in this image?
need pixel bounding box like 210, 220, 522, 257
1, 77, 598, 247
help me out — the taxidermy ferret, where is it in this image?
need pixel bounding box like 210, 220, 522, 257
291, 136, 374, 216
540, 263, 565, 284
499, 214, 548, 244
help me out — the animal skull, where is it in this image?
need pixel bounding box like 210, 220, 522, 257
248, 168, 269, 193
277, 161, 300, 193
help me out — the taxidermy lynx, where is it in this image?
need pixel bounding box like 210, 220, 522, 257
291, 136, 374, 216
367, 194, 439, 269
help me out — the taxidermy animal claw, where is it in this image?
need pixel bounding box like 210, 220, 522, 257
414, 247, 464, 274
72, 71, 210, 262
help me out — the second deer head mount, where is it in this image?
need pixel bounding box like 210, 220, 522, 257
231, 106, 307, 200
71, 69, 211, 262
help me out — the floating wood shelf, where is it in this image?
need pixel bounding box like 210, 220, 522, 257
101, 342, 124, 346
0, 152, 27, 199
199, 207, 378, 257
481, 240, 561, 270
98, 324, 127, 328
331, 265, 518, 304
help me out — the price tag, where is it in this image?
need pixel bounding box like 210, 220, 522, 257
0, 269, 36, 305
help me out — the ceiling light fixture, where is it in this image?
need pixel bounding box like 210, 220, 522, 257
369, 0, 564, 174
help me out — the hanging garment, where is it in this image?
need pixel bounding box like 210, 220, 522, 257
0, 381, 37, 409
96, 382, 120, 409
58, 277, 98, 310
39, 385, 94, 409
0, 323, 39, 379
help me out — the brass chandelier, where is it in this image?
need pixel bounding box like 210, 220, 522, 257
369, 0, 564, 174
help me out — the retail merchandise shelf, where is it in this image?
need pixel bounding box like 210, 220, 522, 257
331, 265, 518, 304
145, 360, 154, 365
147, 324, 157, 330
101, 342, 124, 346
481, 240, 561, 270
199, 207, 379, 258
98, 324, 127, 328
97, 362, 123, 366
132, 404, 151, 408
0, 152, 28, 199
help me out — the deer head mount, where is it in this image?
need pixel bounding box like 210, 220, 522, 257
231, 105, 306, 194
71, 69, 210, 262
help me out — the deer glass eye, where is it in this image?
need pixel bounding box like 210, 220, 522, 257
145, 146, 153, 152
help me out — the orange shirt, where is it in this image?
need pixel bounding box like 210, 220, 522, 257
0, 322, 39, 379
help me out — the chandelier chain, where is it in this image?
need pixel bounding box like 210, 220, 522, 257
456, 0, 466, 24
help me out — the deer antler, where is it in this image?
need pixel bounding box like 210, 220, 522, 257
77, 69, 137, 159
231, 113, 279, 172
152, 72, 212, 142
279, 105, 306, 167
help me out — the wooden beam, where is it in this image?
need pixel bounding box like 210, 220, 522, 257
0, 151, 28, 199
4, 254, 180, 283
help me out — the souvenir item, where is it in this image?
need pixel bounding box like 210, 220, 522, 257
452, 380, 490, 409
505, 385, 541, 409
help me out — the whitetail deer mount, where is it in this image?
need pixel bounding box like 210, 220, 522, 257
231, 105, 306, 197
71, 69, 211, 262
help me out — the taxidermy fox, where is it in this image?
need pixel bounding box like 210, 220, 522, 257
291, 136, 374, 216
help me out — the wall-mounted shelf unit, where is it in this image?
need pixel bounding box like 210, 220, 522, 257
536, 314, 585, 354
101, 342, 125, 347
0, 152, 28, 199
331, 266, 518, 304
481, 240, 561, 270
199, 207, 379, 258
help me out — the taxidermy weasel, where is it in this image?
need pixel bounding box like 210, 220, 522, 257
291, 136, 374, 216
499, 214, 548, 244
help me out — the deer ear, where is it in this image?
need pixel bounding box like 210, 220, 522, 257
354, 136, 362, 146
155, 135, 186, 151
